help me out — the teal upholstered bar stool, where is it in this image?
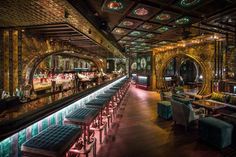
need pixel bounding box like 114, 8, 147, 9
85, 98, 110, 144
199, 117, 233, 149
64, 108, 99, 157
97, 93, 117, 121
157, 101, 172, 120
21, 125, 82, 157
104, 89, 120, 104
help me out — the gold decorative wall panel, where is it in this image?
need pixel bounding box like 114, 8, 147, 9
3, 31, 9, 92
154, 43, 215, 95
13, 30, 19, 91
0, 30, 3, 90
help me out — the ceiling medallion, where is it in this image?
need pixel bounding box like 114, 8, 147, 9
175, 17, 190, 25
156, 13, 171, 21
122, 36, 132, 40
107, 0, 123, 10
157, 26, 169, 33
114, 28, 126, 35
130, 31, 141, 36
133, 8, 149, 16
142, 24, 153, 30
122, 20, 134, 26
141, 43, 147, 46
180, 0, 200, 7
136, 38, 145, 42
119, 40, 126, 44
146, 33, 155, 38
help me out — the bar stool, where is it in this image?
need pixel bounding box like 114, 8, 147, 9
85, 98, 110, 144
21, 125, 82, 157
104, 89, 120, 104
96, 93, 116, 122
64, 108, 99, 157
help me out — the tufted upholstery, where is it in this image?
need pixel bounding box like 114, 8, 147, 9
157, 101, 172, 120
97, 93, 114, 99
199, 117, 233, 148
104, 90, 117, 94
65, 108, 99, 125
85, 98, 110, 109
21, 125, 82, 157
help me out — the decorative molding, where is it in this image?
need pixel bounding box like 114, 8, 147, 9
154, 43, 215, 94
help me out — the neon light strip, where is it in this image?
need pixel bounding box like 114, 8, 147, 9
0, 76, 126, 157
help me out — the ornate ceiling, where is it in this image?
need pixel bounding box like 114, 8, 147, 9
0, 0, 235, 56
0, 0, 124, 58
72, 0, 236, 54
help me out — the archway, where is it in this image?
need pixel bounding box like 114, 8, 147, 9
154, 43, 215, 95
23, 50, 104, 91
163, 55, 204, 94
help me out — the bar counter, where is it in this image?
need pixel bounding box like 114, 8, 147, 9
0, 75, 127, 156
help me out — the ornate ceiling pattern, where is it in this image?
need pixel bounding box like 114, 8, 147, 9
0, 0, 124, 58
80, 0, 236, 54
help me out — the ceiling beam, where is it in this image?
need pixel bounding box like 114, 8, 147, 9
201, 22, 235, 33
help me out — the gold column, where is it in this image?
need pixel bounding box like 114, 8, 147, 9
3, 30, 9, 92
0, 30, 3, 90
18, 30, 23, 87
150, 51, 156, 90
13, 30, 19, 91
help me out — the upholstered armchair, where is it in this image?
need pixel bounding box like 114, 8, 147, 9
171, 99, 204, 130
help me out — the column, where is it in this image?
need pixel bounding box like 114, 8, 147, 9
0, 30, 3, 90
2, 29, 21, 95
3, 30, 9, 93
18, 30, 23, 87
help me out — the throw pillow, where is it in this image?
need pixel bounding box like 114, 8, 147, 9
211, 92, 225, 102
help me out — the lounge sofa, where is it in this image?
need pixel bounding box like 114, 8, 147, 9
205, 92, 236, 109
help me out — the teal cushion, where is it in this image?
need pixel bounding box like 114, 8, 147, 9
23, 125, 82, 155
85, 98, 110, 109
65, 108, 99, 124
157, 101, 172, 119
199, 117, 233, 148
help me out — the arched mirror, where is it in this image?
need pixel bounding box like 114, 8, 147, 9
33, 54, 97, 94
164, 56, 203, 94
